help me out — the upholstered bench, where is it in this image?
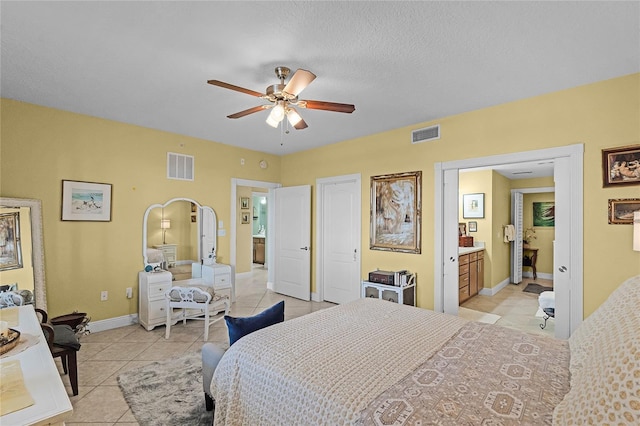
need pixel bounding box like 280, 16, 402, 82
164, 285, 230, 341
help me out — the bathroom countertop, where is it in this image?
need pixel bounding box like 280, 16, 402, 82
252, 235, 265, 239
458, 246, 484, 255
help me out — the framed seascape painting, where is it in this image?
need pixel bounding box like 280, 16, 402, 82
462, 193, 484, 219
370, 171, 421, 254
608, 199, 640, 225
0, 212, 23, 271
602, 144, 640, 187
61, 180, 112, 221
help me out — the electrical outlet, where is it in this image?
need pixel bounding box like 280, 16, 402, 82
126, 287, 133, 299
101, 291, 108, 301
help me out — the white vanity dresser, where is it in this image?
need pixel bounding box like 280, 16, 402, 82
140, 197, 234, 331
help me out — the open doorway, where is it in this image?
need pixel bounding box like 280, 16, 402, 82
434, 144, 583, 339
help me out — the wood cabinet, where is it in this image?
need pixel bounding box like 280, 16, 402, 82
459, 250, 484, 304
253, 237, 265, 264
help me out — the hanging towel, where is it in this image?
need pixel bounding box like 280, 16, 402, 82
504, 224, 515, 242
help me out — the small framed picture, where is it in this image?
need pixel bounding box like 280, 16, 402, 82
608, 198, 640, 224
240, 197, 250, 209
462, 193, 484, 219
602, 144, 640, 187
241, 212, 250, 224
61, 180, 112, 221
468, 221, 477, 232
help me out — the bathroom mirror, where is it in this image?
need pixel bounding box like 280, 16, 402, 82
0, 197, 46, 310
142, 197, 217, 268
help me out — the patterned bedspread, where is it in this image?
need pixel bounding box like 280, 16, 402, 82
358, 321, 571, 425
211, 298, 468, 426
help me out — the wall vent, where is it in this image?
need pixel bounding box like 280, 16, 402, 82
167, 152, 194, 181
411, 125, 440, 144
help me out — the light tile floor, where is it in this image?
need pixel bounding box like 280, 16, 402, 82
60, 268, 552, 425
461, 277, 555, 337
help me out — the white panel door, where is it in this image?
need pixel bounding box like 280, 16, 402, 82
443, 169, 460, 315
273, 185, 311, 301
554, 157, 571, 339
201, 207, 216, 261
511, 191, 523, 284
321, 178, 361, 304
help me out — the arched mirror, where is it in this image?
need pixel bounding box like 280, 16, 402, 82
0, 197, 46, 310
142, 198, 217, 270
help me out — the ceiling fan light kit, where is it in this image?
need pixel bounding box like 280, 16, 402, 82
208, 66, 355, 131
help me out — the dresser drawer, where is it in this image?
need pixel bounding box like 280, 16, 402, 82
459, 263, 470, 275
459, 274, 469, 289
148, 299, 168, 321
146, 271, 172, 284
459, 254, 470, 266
459, 285, 470, 301
214, 273, 231, 286
149, 282, 171, 301
469, 252, 478, 262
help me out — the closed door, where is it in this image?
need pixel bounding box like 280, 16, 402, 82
319, 176, 361, 304
273, 185, 311, 301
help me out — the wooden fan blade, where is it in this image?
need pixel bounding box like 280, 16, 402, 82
207, 80, 264, 97
283, 69, 316, 97
301, 100, 355, 113
227, 105, 267, 119
293, 117, 308, 130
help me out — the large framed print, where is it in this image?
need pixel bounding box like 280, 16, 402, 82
462, 193, 485, 219
602, 144, 640, 187
61, 180, 112, 221
370, 171, 421, 254
533, 201, 555, 227
0, 212, 23, 271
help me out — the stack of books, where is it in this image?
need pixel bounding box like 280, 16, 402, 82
393, 270, 415, 287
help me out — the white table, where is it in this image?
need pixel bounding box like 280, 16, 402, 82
0, 305, 73, 425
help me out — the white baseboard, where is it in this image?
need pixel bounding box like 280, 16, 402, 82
523, 272, 553, 280
479, 278, 510, 296
86, 314, 138, 333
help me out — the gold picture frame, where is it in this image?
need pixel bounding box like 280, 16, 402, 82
608, 198, 640, 224
240, 197, 250, 209
241, 212, 250, 224
370, 171, 421, 254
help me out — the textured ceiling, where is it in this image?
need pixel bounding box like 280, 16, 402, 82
1, 1, 638, 156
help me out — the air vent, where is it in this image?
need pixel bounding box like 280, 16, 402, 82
167, 152, 194, 181
411, 125, 440, 144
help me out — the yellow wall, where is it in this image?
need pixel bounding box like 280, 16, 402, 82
280, 73, 640, 316
0, 99, 281, 320
236, 186, 254, 273
491, 171, 512, 286
1, 73, 639, 321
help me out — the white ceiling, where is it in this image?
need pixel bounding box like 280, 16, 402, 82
1, 1, 638, 158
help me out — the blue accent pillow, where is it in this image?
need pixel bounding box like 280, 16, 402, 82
225, 300, 284, 346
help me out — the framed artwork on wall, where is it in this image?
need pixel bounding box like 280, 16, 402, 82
533, 202, 555, 227
240, 197, 250, 209
608, 198, 640, 224
468, 221, 477, 232
602, 144, 640, 187
61, 180, 112, 221
462, 193, 484, 219
0, 212, 23, 271
241, 212, 250, 224
370, 171, 421, 254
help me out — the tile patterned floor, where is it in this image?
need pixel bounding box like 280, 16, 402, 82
60, 268, 551, 425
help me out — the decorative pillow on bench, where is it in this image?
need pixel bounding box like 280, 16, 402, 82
225, 300, 285, 345
168, 285, 216, 303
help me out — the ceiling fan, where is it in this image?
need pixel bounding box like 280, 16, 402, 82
207, 66, 355, 130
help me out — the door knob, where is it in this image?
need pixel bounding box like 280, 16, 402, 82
558, 266, 567, 272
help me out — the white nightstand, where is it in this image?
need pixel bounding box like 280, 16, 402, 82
361, 281, 416, 306
153, 244, 177, 268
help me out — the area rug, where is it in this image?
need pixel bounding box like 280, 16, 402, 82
523, 283, 553, 295
458, 307, 501, 324
117, 352, 211, 426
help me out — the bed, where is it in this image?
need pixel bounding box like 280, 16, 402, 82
211, 274, 640, 425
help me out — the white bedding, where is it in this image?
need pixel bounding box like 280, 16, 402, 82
211, 298, 468, 426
